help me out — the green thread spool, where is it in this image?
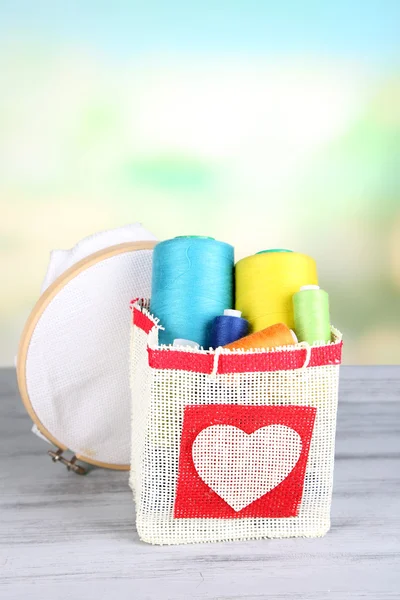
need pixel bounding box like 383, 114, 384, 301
293, 285, 331, 344
256, 249, 293, 254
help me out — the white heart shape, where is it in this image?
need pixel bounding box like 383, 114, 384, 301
192, 424, 302, 512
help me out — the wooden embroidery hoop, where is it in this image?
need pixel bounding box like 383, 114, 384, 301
17, 241, 157, 472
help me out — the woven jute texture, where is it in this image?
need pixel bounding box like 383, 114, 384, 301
130, 303, 342, 545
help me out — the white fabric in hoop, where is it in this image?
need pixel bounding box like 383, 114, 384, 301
24, 224, 156, 466
41, 223, 155, 292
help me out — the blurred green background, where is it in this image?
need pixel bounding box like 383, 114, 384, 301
1, 1, 400, 365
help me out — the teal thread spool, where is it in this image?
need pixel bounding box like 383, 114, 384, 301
151, 236, 234, 347
293, 285, 331, 344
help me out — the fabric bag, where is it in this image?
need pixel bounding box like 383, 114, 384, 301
130, 302, 342, 545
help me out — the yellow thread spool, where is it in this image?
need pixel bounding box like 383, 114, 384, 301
235, 249, 318, 331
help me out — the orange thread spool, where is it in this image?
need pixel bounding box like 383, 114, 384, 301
223, 323, 297, 350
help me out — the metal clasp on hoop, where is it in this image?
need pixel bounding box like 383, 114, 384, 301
48, 448, 87, 475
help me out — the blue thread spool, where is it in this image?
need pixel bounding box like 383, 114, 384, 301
210, 309, 249, 348
150, 236, 234, 347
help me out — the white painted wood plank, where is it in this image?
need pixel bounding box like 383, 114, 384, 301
1, 367, 399, 599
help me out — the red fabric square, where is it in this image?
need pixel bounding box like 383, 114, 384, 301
174, 405, 316, 519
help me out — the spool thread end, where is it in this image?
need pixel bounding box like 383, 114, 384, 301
223, 309, 242, 318
300, 284, 320, 291
173, 339, 200, 349
174, 235, 215, 240
256, 249, 293, 254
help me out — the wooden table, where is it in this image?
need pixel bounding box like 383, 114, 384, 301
1, 367, 399, 599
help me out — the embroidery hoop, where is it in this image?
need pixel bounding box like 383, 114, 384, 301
17, 241, 156, 471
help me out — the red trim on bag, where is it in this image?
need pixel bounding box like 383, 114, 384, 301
148, 348, 213, 372
147, 341, 342, 374
133, 308, 154, 334
130, 298, 139, 309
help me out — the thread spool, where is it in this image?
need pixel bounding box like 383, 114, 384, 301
293, 285, 331, 344
210, 309, 249, 348
151, 236, 234, 347
235, 249, 318, 331
223, 323, 297, 351
173, 339, 200, 350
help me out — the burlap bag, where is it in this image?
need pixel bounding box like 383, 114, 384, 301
130, 302, 342, 545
